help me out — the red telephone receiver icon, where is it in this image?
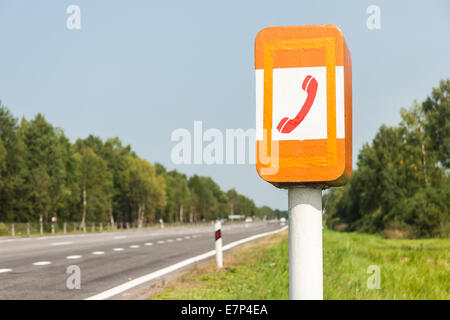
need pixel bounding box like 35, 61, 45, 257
276, 75, 318, 134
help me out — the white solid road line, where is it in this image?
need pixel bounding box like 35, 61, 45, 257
0, 269, 12, 273
32, 261, 52, 266
92, 251, 105, 255
113, 236, 127, 240
113, 248, 124, 251
66, 255, 82, 259
85, 226, 287, 300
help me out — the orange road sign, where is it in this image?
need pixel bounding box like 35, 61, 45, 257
255, 24, 352, 187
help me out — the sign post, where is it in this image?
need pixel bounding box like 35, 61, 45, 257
254, 25, 352, 300
289, 186, 322, 299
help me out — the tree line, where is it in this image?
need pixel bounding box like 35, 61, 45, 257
324, 79, 449, 238
0, 103, 284, 226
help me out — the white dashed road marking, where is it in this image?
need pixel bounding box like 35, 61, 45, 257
167, 239, 174, 243
92, 251, 105, 255
51, 241, 73, 246
32, 261, 51, 266
157, 240, 165, 244
114, 236, 127, 240
113, 248, 124, 251
0, 269, 12, 273
144, 243, 153, 246
129, 245, 140, 249
184, 236, 191, 239
176, 238, 183, 241
66, 255, 82, 260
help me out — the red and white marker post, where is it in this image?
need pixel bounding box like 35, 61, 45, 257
215, 220, 223, 268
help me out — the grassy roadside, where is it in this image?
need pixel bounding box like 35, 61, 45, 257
150, 229, 450, 300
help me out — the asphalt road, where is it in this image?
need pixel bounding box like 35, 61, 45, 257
0, 221, 282, 299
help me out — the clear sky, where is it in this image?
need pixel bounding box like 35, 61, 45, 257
0, 0, 449, 210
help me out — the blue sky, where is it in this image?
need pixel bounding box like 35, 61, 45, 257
0, 0, 449, 210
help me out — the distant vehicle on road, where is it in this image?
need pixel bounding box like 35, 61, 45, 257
245, 217, 253, 223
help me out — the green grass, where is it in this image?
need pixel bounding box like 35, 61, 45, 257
152, 229, 450, 300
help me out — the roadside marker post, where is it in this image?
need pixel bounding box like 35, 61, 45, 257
255, 25, 352, 300
51, 216, 56, 235
26, 222, 30, 237
215, 220, 223, 268
39, 215, 43, 236
64, 222, 67, 235
11, 224, 15, 238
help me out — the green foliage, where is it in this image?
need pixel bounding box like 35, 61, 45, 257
0, 103, 278, 224
325, 80, 450, 238
74, 145, 112, 223
386, 185, 450, 238
0, 222, 8, 236
188, 175, 228, 221
0, 137, 6, 185
121, 156, 166, 224
422, 79, 450, 167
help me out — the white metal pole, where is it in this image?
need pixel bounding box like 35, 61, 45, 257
288, 186, 323, 300
215, 220, 223, 268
